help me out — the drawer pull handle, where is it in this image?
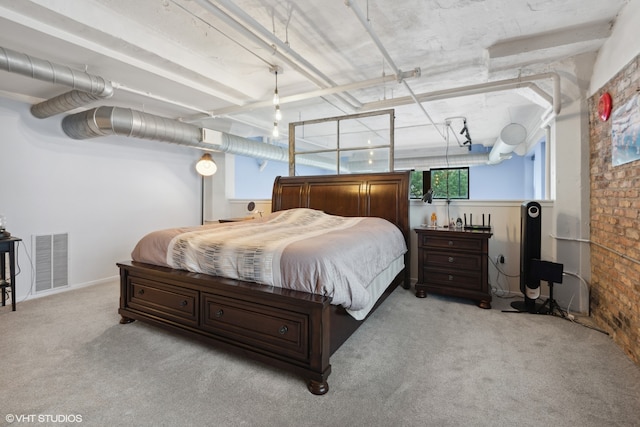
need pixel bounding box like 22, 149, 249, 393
448, 257, 454, 263
180, 300, 188, 307
279, 325, 288, 335
137, 289, 144, 295
448, 275, 454, 281
215, 309, 224, 318
448, 240, 454, 246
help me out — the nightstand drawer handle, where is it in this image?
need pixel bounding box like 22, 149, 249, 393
448, 240, 454, 246
215, 309, 224, 318
448, 275, 454, 281
137, 289, 144, 295
180, 300, 188, 307
448, 257, 454, 263
279, 325, 288, 335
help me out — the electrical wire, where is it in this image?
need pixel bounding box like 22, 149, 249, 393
487, 254, 520, 298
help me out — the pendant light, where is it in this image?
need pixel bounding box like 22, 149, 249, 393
270, 65, 282, 138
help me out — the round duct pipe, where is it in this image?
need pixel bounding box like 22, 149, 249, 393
62, 106, 204, 146
62, 106, 344, 172
394, 153, 490, 170
0, 46, 113, 118
487, 123, 527, 164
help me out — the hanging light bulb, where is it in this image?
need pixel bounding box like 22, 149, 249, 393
270, 66, 282, 138
195, 153, 217, 176
273, 71, 280, 105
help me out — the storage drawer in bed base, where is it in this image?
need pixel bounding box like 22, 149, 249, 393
200, 292, 310, 363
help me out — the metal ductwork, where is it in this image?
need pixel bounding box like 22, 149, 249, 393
62, 106, 205, 146
62, 106, 342, 171
394, 123, 528, 169
0, 46, 113, 118
205, 128, 348, 172
394, 153, 491, 170
204, 130, 287, 162
487, 123, 527, 165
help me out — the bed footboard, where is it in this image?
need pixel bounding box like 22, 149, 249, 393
118, 261, 333, 394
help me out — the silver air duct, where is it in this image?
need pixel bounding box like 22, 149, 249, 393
0, 46, 113, 118
487, 123, 527, 165
205, 127, 346, 171
62, 106, 206, 146
394, 153, 491, 170
213, 132, 287, 162
62, 106, 342, 171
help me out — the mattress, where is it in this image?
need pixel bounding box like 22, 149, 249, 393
131, 208, 407, 312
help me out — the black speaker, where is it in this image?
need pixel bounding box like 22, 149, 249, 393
520, 201, 541, 310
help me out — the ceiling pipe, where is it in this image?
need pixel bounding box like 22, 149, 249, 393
345, 0, 447, 142
204, 69, 420, 118
361, 72, 561, 116
195, 0, 361, 112
61, 106, 342, 171
0, 46, 113, 118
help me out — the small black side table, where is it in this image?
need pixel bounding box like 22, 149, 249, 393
0, 236, 21, 311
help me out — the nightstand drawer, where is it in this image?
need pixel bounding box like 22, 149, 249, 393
420, 234, 483, 251
424, 268, 482, 290
201, 292, 309, 362
423, 252, 483, 270
127, 278, 199, 327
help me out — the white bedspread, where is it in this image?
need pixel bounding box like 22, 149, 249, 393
132, 208, 407, 311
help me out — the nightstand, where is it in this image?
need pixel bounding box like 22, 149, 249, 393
414, 228, 492, 309
1, 236, 21, 311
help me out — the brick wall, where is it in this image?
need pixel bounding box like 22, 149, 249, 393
589, 54, 640, 366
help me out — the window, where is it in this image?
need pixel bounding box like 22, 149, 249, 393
288, 109, 395, 175
409, 170, 424, 199
429, 167, 469, 199
410, 168, 469, 200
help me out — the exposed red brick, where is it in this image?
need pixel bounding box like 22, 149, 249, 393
589, 54, 640, 366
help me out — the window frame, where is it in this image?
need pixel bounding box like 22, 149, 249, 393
427, 167, 470, 200
410, 167, 470, 200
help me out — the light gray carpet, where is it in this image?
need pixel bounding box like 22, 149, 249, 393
1, 280, 639, 427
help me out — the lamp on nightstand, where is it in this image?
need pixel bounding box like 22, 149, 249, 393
196, 153, 217, 225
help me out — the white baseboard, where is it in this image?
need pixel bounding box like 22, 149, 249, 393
24, 275, 119, 301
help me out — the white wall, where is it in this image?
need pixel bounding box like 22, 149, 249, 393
0, 98, 203, 303
590, 0, 640, 95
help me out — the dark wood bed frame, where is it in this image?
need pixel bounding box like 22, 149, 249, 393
118, 171, 410, 395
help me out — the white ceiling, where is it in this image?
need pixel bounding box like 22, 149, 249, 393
0, 0, 629, 162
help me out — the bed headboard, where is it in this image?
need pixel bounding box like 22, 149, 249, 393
271, 171, 410, 241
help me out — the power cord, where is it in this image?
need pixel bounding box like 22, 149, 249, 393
487, 254, 519, 298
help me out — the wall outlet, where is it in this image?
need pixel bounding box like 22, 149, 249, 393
497, 254, 505, 264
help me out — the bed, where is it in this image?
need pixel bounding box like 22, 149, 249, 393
117, 171, 410, 395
